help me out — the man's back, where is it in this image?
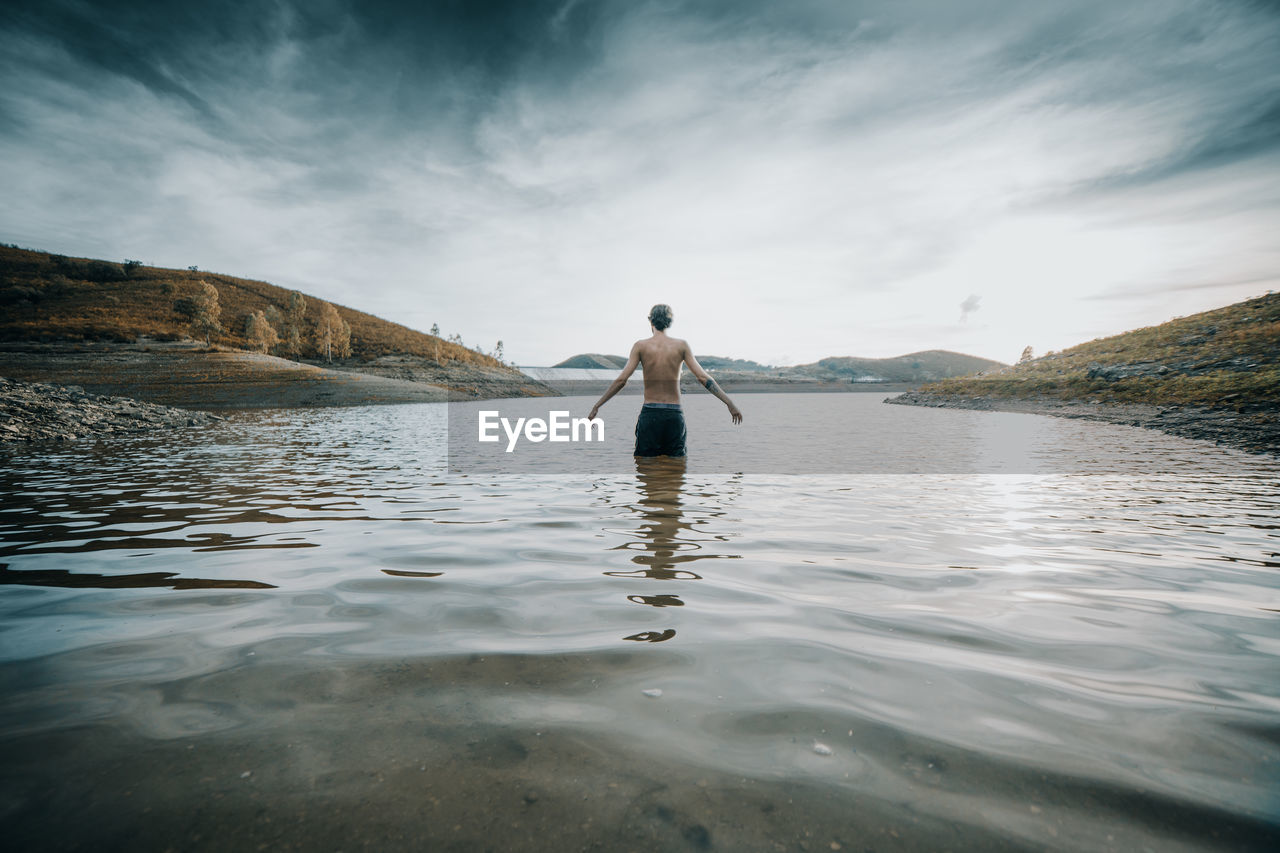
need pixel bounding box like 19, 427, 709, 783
635, 333, 688, 403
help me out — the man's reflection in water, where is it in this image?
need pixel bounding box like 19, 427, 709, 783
608, 457, 740, 643
606, 456, 701, 583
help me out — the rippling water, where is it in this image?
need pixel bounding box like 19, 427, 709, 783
1, 395, 1277, 851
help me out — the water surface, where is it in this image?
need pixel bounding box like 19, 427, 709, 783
1, 394, 1277, 851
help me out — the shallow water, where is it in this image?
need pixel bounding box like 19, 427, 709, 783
1, 394, 1278, 851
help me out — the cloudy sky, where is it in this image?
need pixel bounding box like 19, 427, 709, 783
2, 0, 1278, 366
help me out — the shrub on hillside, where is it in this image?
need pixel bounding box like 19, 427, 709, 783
244, 310, 280, 353
174, 281, 222, 344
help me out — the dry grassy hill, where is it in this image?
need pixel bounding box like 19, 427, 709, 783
0, 245, 498, 365
0, 245, 553, 405
914, 292, 1279, 406
891, 292, 1280, 455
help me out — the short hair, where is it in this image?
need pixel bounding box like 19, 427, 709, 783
648, 304, 673, 331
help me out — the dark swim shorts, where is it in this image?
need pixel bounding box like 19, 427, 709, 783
634, 402, 687, 457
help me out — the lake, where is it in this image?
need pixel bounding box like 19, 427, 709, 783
1, 393, 1277, 851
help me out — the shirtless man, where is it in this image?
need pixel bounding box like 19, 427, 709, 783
588, 304, 743, 457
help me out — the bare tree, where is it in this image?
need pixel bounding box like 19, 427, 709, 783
1018, 346, 1035, 364
314, 301, 345, 362
283, 291, 306, 357
335, 316, 352, 359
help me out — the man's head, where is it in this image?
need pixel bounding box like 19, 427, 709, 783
648, 304, 673, 331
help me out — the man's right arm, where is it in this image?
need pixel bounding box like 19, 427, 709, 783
588, 343, 640, 420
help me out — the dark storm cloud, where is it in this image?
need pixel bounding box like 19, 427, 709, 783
13, 0, 1275, 182
1, 0, 610, 134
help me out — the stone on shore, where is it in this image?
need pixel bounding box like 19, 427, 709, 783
0, 376, 222, 443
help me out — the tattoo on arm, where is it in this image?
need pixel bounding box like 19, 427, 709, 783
704, 377, 719, 392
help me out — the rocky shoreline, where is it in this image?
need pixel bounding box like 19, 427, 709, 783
0, 377, 223, 443
888, 391, 1280, 457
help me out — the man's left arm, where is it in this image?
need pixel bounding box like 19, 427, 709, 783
684, 348, 743, 424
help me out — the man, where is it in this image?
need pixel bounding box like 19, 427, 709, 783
588, 304, 743, 457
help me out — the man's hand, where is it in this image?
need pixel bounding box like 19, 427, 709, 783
588, 405, 600, 421
729, 407, 743, 425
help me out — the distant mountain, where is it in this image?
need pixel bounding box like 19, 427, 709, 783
553, 353, 627, 369
698, 355, 773, 372
552, 348, 1002, 382
792, 350, 1006, 382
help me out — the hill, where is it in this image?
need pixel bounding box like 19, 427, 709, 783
550, 353, 776, 372
907, 293, 1279, 405
0, 245, 553, 404
792, 350, 1004, 382
891, 292, 1279, 454
698, 355, 773, 372
552, 353, 627, 369
0, 245, 510, 365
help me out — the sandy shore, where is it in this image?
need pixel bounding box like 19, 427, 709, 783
889, 391, 1280, 456
0, 342, 553, 409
